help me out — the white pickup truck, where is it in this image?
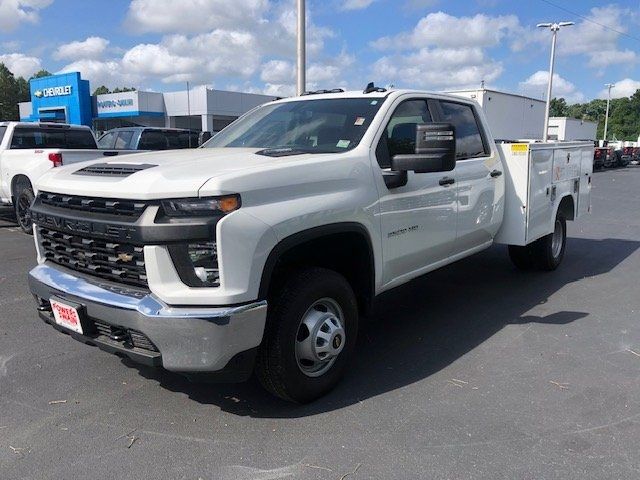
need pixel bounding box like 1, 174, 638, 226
0, 121, 138, 232
27, 88, 593, 403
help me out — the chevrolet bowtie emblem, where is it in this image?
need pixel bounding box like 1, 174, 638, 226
117, 253, 134, 263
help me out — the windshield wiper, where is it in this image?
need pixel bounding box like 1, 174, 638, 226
255, 146, 336, 157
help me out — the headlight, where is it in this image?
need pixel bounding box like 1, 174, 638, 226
162, 195, 240, 217
188, 242, 219, 287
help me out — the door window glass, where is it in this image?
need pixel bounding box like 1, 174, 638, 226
438, 101, 488, 159
98, 132, 116, 149
115, 131, 134, 149
376, 99, 432, 168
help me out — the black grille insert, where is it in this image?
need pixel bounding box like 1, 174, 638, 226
39, 227, 148, 288
93, 320, 159, 352
38, 192, 148, 218
73, 163, 157, 177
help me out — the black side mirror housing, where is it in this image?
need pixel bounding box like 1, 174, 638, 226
391, 123, 456, 174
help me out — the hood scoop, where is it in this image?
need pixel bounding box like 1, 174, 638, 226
73, 163, 157, 177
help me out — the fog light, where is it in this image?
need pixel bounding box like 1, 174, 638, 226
188, 242, 219, 287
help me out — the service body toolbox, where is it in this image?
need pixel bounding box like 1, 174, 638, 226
495, 141, 593, 246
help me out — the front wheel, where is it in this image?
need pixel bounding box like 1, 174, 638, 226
14, 182, 35, 235
256, 268, 358, 403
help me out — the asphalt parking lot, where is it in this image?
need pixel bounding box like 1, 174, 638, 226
1, 167, 639, 480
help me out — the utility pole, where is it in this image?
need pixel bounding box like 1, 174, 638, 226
186, 81, 192, 147
296, 0, 306, 96
537, 21, 574, 142
603, 83, 615, 142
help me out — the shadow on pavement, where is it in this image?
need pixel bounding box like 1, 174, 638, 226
124, 236, 639, 417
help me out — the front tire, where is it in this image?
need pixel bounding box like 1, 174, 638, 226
256, 268, 358, 403
14, 180, 35, 235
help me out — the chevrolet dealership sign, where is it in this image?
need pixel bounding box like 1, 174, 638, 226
34, 85, 73, 98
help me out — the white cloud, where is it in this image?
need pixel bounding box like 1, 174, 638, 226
54, 37, 110, 61
57, 59, 140, 89
0, 52, 42, 78
125, 0, 270, 34
0, 0, 51, 32
373, 47, 503, 90
598, 79, 640, 99
372, 12, 521, 50
519, 71, 584, 103
341, 0, 376, 11
369, 11, 523, 90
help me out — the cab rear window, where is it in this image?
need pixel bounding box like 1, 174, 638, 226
10, 127, 97, 150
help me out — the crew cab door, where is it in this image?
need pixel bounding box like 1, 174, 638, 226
373, 97, 457, 287
434, 100, 502, 255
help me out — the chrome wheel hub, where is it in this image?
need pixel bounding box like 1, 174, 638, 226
551, 219, 563, 259
295, 298, 346, 377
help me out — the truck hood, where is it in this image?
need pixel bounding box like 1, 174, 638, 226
34, 148, 318, 199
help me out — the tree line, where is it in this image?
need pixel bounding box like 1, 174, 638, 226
0, 63, 135, 121
550, 92, 640, 141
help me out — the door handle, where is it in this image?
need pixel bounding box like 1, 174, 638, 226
490, 170, 502, 178
439, 177, 455, 186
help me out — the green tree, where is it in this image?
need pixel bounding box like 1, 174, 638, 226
0, 63, 20, 121
93, 85, 110, 95
112, 87, 136, 93
15, 76, 30, 103
30, 69, 52, 79
550, 98, 569, 117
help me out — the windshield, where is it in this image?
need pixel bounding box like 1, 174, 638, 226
204, 98, 385, 153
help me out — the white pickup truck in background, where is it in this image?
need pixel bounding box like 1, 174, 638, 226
0, 122, 140, 232
27, 87, 594, 403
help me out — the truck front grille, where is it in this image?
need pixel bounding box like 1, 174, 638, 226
38, 192, 148, 219
39, 227, 148, 288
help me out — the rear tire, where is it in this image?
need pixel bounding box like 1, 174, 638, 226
532, 213, 567, 271
256, 267, 358, 403
14, 179, 34, 235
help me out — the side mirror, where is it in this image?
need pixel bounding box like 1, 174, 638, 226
391, 123, 456, 174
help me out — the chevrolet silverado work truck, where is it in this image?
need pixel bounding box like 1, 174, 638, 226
27, 88, 594, 402
0, 122, 139, 233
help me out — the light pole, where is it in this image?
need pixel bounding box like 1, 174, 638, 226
537, 21, 574, 142
296, 0, 306, 96
603, 83, 615, 142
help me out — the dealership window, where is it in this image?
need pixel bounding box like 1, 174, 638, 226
438, 101, 488, 159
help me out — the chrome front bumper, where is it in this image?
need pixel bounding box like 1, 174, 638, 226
28, 263, 267, 376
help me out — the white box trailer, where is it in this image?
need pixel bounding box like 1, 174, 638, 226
495, 141, 593, 246
548, 117, 598, 141
447, 88, 546, 140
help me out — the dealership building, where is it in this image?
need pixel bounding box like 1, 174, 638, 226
18, 72, 277, 133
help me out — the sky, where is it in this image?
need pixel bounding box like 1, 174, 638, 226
0, 0, 639, 103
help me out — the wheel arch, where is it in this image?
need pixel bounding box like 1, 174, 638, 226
10, 174, 32, 202
258, 223, 376, 316
556, 194, 575, 221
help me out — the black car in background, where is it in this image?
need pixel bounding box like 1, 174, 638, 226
97, 127, 212, 150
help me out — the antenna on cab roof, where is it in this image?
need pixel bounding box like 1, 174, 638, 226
363, 82, 387, 94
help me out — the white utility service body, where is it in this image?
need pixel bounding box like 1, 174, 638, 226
26, 89, 593, 402
495, 141, 592, 246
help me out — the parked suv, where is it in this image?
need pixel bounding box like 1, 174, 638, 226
97, 127, 211, 150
